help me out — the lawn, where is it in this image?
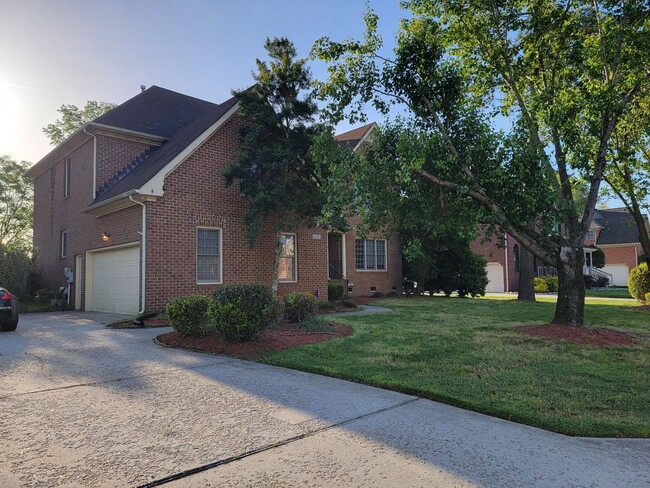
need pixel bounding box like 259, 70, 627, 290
263, 296, 649, 437
585, 287, 633, 299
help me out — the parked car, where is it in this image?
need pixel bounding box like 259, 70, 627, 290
0, 287, 19, 331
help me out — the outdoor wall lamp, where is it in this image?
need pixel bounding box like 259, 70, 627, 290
101, 232, 111, 242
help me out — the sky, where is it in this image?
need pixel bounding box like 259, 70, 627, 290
0, 0, 407, 164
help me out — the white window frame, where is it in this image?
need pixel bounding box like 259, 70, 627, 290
196, 227, 222, 284
355, 238, 387, 272
63, 157, 71, 197
60, 230, 67, 258
278, 233, 297, 283
587, 230, 594, 240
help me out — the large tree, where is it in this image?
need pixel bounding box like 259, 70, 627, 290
224, 37, 331, 295
43, 100, 116, 145
313, 2, 649, 326
0, 156, 33, 249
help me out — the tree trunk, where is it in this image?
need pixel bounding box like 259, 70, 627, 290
517, 246, 536, 302
629, 200, 650, 264
271, 231, 283, 297
553, 246, 585, 326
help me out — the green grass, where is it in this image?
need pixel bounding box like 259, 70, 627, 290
586, 287, 633, 299
262, 296, 649, 437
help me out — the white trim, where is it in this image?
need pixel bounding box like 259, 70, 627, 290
196, 227, 223, 285
63, 157, 71, 197
597, 242, 642, 248
352, 123, 377, 152
342, 232, 347, 278
74, 255, 82, 310
129, 196, 147, 314
278, 232, 298, 283
355, 238, 388, 272
139, 102, 240, 197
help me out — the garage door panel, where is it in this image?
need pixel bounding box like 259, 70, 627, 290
602, 264, 629, 287
91, 246, 140, 314
486, 263, 504, 293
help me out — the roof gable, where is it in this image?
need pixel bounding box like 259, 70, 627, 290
594, 208, 649, 245
334, 122, 376, 150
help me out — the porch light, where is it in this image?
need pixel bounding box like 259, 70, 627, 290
101, 232, 111, 242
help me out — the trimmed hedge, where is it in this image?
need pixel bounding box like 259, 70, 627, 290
166, 295, 211, 337
210, 284, 276, 341
628, 262, 650, 303
534, 277, 548, 293
284, 292, 318, 323
328, 282, 345, 301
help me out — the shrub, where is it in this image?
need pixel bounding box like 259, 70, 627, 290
544, 277, 559, 293
628, 262, 650, 302
207, 302, 259, 341
166, 295, 210, 337
328, 283, 344, 301
284, 292, 318, 323
646, 292, 650, 303
595, 276, 609, 287
339, 299, 357, 308
210, 284, 276, 340
213, 284, 275, 327
534, 277, 548, 293
318, 301, 336, 311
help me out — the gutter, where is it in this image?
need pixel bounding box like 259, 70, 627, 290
129, 195, 147, 314
82, 127, 97, 199
504, 234, 510, 293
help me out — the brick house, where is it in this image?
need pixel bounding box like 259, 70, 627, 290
472, 207, 650, 291
26, 86, 402, 314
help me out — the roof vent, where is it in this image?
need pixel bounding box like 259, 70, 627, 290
140, 85, 146, 93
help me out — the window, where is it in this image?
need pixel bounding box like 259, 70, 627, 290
63, 158, 71, 197
196, 228, 221, 283
278, 233, 296, 282
513, 244, 520, 273
587, 230, 594, 241
355, 239, 387, 271
60, 230, 67, 258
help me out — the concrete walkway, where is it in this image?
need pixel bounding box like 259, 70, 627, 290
0, 312, 647, 487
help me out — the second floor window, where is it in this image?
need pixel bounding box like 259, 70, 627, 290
63, 158, 71, 197
587, 230, 594, 240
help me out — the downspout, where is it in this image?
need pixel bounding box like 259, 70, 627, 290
504, 234, 510, 293
129, 195, 146, 314
82, 127, 97, 199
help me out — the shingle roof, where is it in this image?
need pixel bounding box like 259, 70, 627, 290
93, 94, 238, 204
93, 86, 218, 138
594, 208, 649, 245
334, 122, 376, 150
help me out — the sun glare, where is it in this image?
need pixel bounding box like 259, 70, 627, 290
0, 78, 19, 148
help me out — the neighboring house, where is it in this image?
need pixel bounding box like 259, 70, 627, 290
26, 86, 401, 315
584, 208, 649, 286
472, 207, 650, 291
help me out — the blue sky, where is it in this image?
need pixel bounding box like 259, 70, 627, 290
0, 0, 407, 164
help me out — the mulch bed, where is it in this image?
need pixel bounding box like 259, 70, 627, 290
156, 322, 352, 360
519, 324, 640, 348
106, 318, 170, 329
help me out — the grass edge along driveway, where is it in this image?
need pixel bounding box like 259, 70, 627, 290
263, 296, 649, 438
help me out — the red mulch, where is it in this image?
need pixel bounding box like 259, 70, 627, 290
107, 318, 170, 329
352, 296, 374, 305
519, 324, 640, 348
156, 322, 352, 360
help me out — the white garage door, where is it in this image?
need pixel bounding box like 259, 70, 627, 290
486, 263, 505, 293
91, 246, 140, 314
602, 264, 629, 287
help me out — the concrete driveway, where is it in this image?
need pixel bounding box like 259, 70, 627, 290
0, 312, 648, 487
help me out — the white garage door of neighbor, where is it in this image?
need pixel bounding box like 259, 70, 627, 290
91, 246, 140, 314
602, 264, 629, 287
486, 263, 505, 293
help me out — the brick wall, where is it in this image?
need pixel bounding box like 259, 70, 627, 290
471, 230, 519, 292
95, 134, 156, 194
600, 245, 640, 270
143, 115, 331, 310
32, 138, 141, 309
